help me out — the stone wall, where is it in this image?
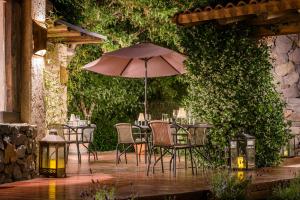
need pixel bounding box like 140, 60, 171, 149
44, 43, 74, 126
269, 34, 300, 134
0, 124, 37, 184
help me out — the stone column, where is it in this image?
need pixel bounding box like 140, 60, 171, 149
31, 0, 46, 140
0, 0, 6, 111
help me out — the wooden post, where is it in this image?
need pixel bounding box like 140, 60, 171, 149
20, 0, 32, 123
0, 0, 6, 111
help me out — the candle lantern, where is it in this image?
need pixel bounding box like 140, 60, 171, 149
281, 133, 295, 157
229, 133, 255, 170
39, 129, 66, 178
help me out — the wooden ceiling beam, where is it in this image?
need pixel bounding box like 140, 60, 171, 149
175, 0, 300, 26
47, 36, 103, 44
47, 31, 82, 38
47, 25, 68, 33
257, 21, 300, 36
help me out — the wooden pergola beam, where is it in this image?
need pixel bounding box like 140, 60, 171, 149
47, 36, 103, 44
174, 0, 300, 26
47, 19, 107, 44
258, 21, 300, 36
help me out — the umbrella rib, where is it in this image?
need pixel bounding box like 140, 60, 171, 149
159, 56, 181, 74
120, 58, 133, 76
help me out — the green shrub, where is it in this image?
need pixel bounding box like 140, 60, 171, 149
271, 176, 300, 200
211, 171, 251, 200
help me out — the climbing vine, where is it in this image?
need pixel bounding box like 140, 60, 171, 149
180, 24, 288, 167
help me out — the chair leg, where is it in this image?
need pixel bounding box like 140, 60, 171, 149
189, 148, 194, 175
160, 147, 164, 173
76, 142, 81, 163
135, 144, 139, 166
185, 149, 187, 169
95, 151, 98, 160
124, 144, 127, 164
66, 144, 70, 164
169, 152, 173, 171
139, 144, 142, 162
116, 144, 119, 165
147, 146, 153, 176
173, 148, 177, 177
144, 143, 147, 164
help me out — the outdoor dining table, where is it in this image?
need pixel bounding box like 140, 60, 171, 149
63, 123, 97, 163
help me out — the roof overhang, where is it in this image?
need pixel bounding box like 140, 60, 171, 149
47, 19, 107, 44
173, 0, 300, 36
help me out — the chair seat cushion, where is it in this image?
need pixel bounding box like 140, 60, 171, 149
173, 144, 191, 149
135, 138, 146, 143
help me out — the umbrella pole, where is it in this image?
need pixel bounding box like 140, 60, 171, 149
144, 60, 148, 122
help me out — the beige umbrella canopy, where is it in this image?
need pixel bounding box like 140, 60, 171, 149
84, 43, 186, 120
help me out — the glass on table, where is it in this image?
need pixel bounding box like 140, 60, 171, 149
162, 113, 169, 122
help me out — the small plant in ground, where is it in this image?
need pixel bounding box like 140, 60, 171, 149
210, 171, 251, 200
80, 179, 136, 200
271, 174, 300, 200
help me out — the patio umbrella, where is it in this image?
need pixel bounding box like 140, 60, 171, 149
84, 43, 186, 121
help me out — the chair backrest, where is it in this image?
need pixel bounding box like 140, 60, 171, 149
189, 127, 207, 146
149, 120, 174, 146
115, 123, 134, 144
82, 124, 96, 142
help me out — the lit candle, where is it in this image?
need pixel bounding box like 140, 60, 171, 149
237, 156, 245, 169
49, 159, 65, 169
237, 171, 245, 181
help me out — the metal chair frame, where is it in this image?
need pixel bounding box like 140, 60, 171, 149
115, 123, 148, 166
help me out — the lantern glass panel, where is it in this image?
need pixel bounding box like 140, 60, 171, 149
42, 145, 48, 168
57, 146, 65, 168
288, 137, 295, 156
247, 146, 255, 168
49, 146, 57, 169
230, 141, 238, 168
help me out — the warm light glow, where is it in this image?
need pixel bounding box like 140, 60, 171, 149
138, 113, 145, 121
237, 156, 245, 169
177, 107, 187, 119
283, 146, 288, 157
49, 159, 65, 169
48, 180, 56, 200
237, 171, 245, 181
34, 49, 47, 56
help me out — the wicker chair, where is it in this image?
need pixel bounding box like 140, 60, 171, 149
115, 123, 147, 166
147, 121, 195, 176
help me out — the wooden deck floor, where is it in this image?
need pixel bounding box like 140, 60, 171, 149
0, 151, 300, 200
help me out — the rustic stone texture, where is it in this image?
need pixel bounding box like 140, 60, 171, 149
289, 48, 300, 64
4, 142, 17, 164
0, 124, 37, 184
269, 34, 300, 135
0, 139, 3, 150
15, 134, 27, 146
0, 163, 4, 172
275, 62, 294, 77
16, 145, 26, 158
13, 164, 22, 180
283, 70, 299, 85
275, 36, 293, 54
282, 84, 300, 98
